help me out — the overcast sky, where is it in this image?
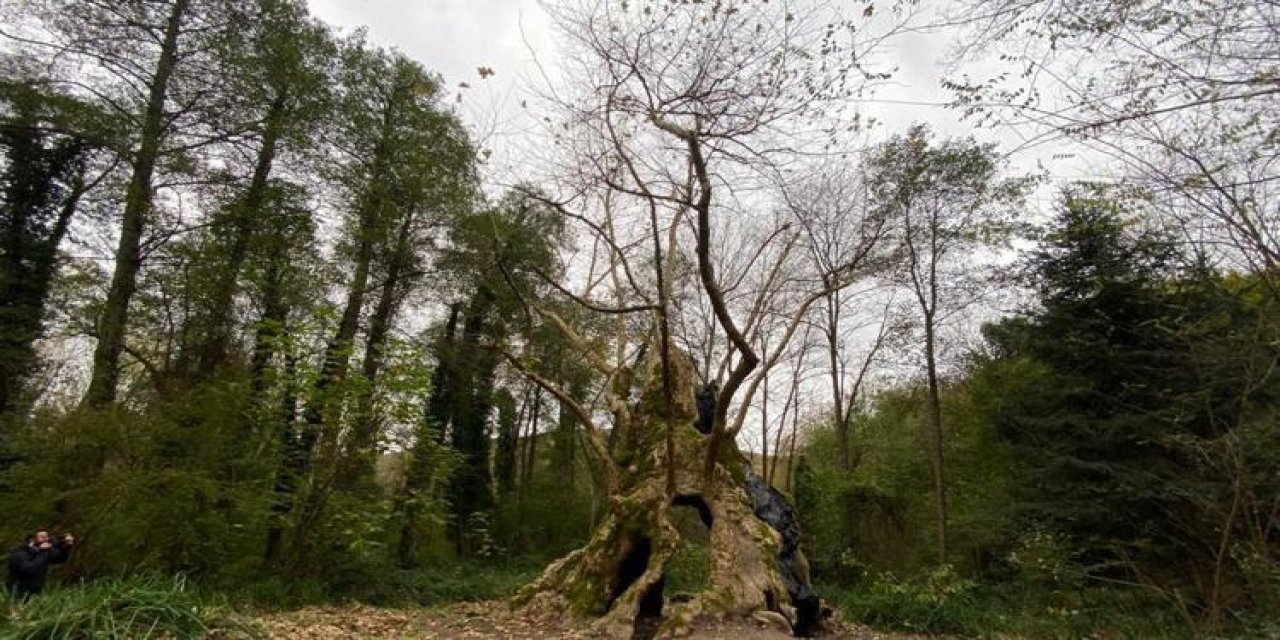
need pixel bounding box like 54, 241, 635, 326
302, 1, 1076, 184
303, 0, 1108, 228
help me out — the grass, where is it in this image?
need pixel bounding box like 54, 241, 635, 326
1, 574, 260, 640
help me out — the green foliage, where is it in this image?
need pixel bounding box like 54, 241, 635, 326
1, 402, 270, 578
231, 561, 537, 609
0, 575, 260, 640
799, 189, 1280, 635
0, 80, 102, 415
797, 383, 1018, 581
491, 431, 597, 558
826, 568, 1200, 639
827, 566, 989, 635
979, 192, 1280, 612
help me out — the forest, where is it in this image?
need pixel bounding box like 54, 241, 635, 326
0, 0, 1276, 638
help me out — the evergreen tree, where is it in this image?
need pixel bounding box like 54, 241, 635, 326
979, 189, 1280, 614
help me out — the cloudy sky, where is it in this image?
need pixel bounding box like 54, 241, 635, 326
307, 0, 561, 185
302, 1, 1073, 188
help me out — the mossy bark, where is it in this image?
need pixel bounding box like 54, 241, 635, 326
512, 348, 796, 637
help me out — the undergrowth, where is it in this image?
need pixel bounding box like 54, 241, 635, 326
820, 566, 1268, 639
1, 574, 259, 640
231, 560, 540, 609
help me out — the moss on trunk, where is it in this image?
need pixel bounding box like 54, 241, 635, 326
512, 346, 805, 638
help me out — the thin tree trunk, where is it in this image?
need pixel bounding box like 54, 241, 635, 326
769, 371, 798, 487
194, 92, 288, 379
394, 303, 461, 567
496, 386, 527, 498
824, 294, 853, 471
446, 289, 498, 556
255, 212, 298, 566
341, 210, 414, 489
523, 389, 541, 489
287, 95, 400, 565
559, 392, 577, 490
299, 76, 405, 453
759, 332, 770, 477
84, 0, 191, 408
923, 320, 948, 564
249, 259, 289, 398
263, 350, 300, 564
786, 392, 801, 493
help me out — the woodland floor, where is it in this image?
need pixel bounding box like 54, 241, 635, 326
253, 601, 932, 639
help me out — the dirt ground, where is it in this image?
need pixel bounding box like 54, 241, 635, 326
254, 601, 927, 639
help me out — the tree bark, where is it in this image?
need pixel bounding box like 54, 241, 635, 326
0, 121, 87, 414
495, 385, 527, 498
394, 303, 460, 568
823, 293, 854, 472
522, 389, 541, 489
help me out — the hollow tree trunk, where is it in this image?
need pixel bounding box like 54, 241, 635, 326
513, 347, 822, 638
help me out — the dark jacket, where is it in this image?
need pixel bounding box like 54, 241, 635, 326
7, 542, 70, 598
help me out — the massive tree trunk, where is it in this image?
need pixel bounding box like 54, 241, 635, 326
513, 346, 825, 638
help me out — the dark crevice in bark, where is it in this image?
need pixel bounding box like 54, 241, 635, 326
672, 494, 713, 530
610, 535, 652, 611
631, 575, 666, 640
614, 534, 664, 640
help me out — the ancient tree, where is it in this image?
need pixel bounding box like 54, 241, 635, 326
496, 0, 908, 635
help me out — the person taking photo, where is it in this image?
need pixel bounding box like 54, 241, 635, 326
7, 529, 74, 599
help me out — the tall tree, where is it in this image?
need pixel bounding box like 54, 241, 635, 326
501, 0, 912, 634
431, 192, 564, 556
182, 0, 334, 381
286, 43, 474, 566
782, 166, 895, 472
49, 0, 206, 407
0, 80, 108, 414
977, 188, 1280, 625
867, 124, 1025, 564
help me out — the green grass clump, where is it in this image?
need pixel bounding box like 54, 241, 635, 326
1, 575, 260, 640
